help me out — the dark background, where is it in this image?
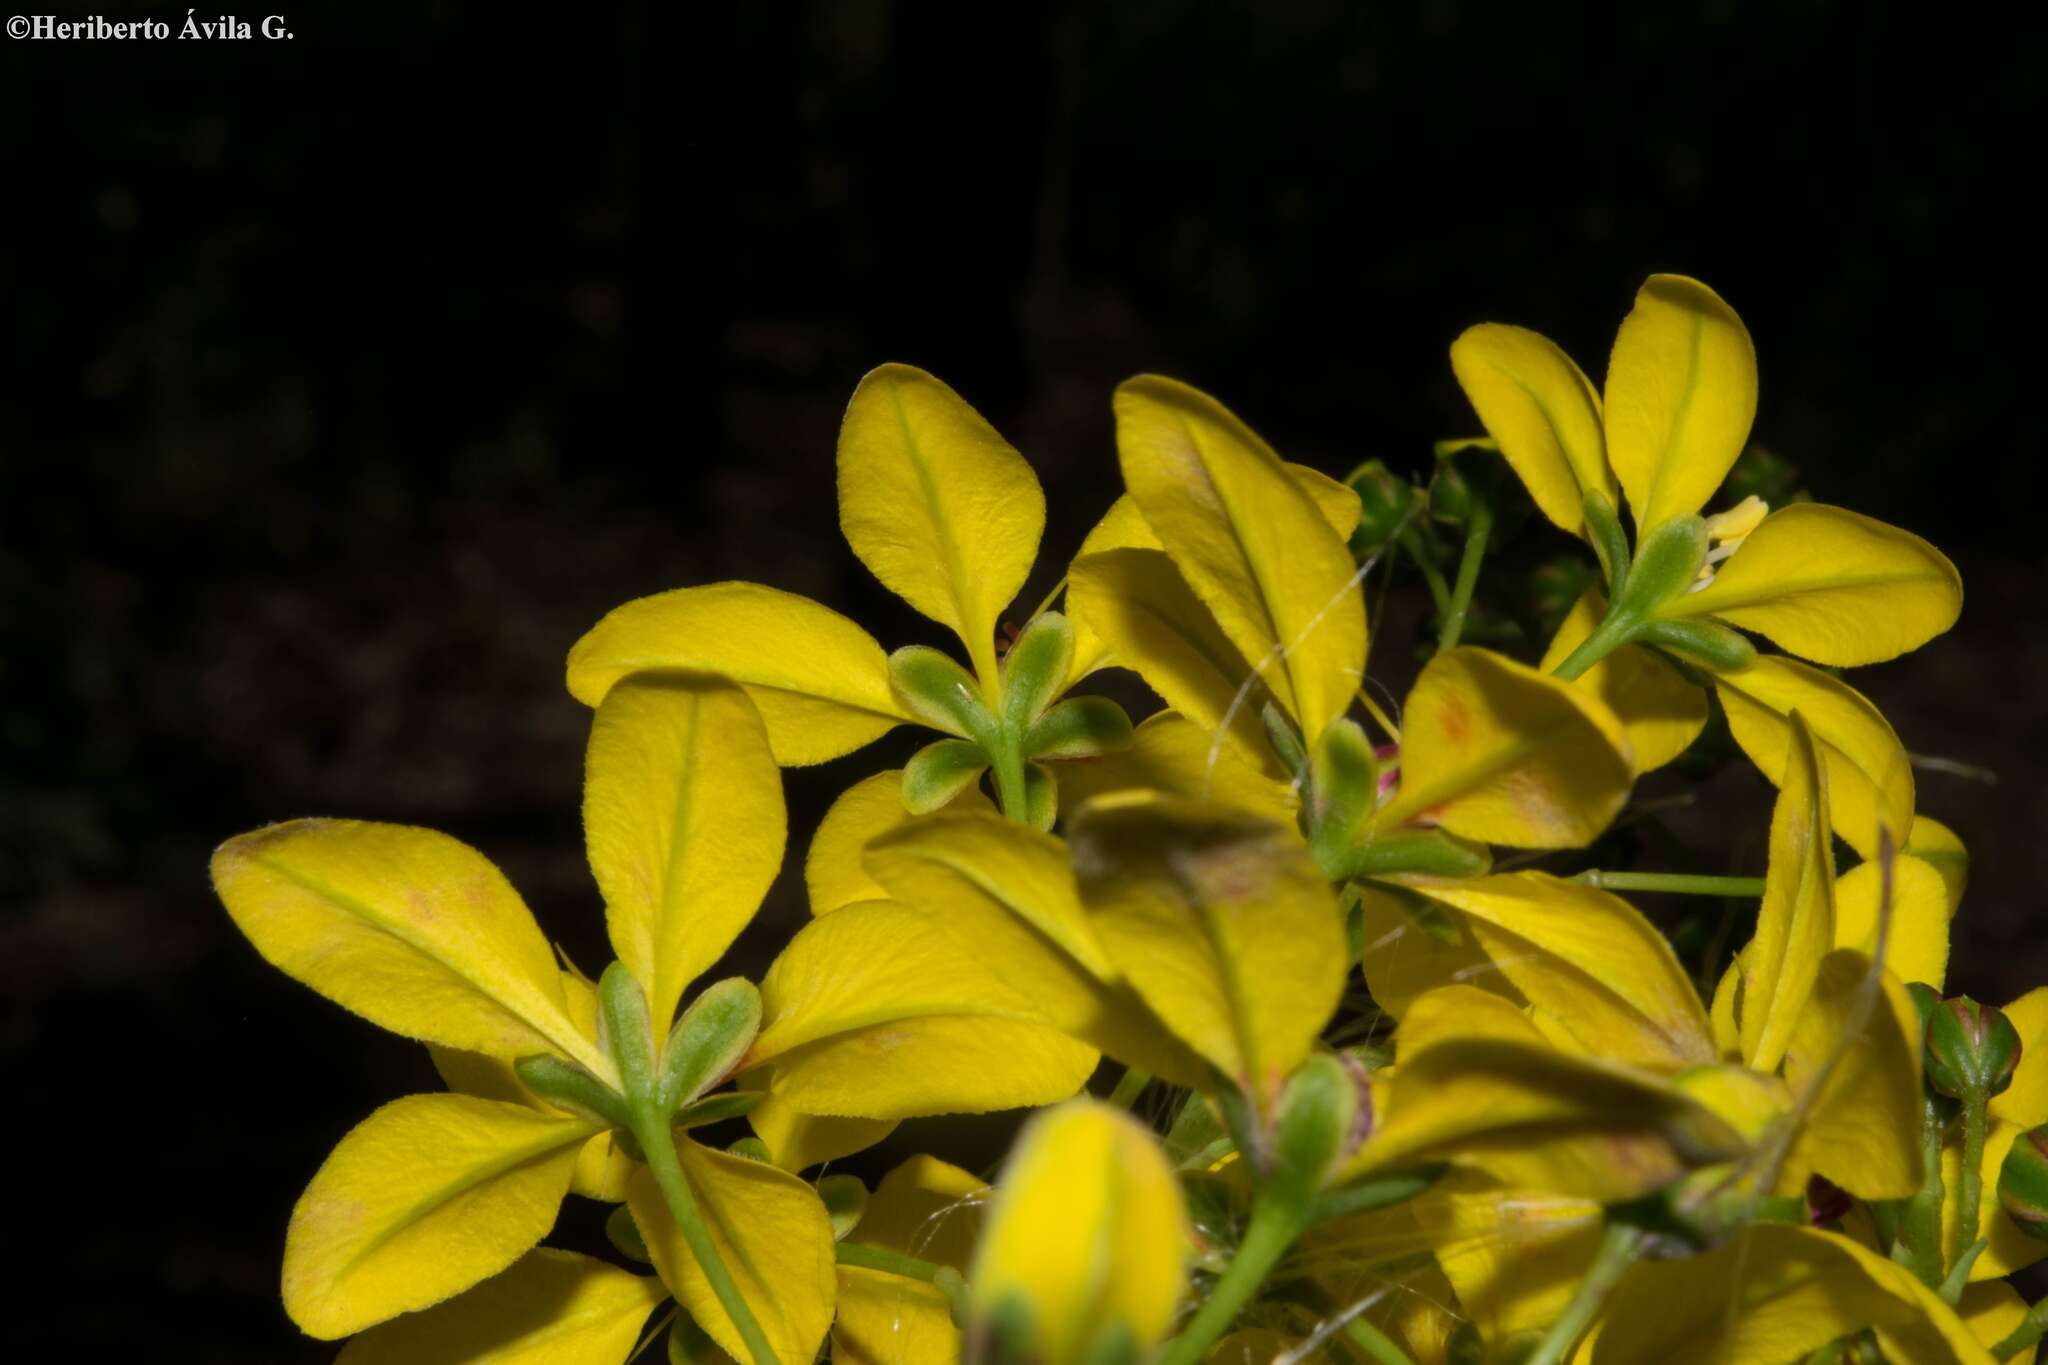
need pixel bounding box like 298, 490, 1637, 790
5, 1, 2044, 1356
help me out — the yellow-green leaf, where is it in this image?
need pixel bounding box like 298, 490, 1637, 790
212, 819, 611, 1081
1052, 711, 1297, 825
969, 1101, 1191, 1364
1781, 950, 1924, 1200
284, 1093, 597, 1339
833, 1157, 986, 1365
1067, 546, 1274, 762
838, 363, 1045, 687
746, 1090, 897, 1172
1067, 793, 1346, 1108
1585, 1224, 1996, 1364
1376, 646, 1633, 848
863, 811, 1206, 1087
1601, 273, 1759, 534
1540, 587, 1707, 774
629, 1138, 837, 1365
1114, 374, 1365, 744
1450, 322, 1611, 532
1713, 655, 1915, 862
1834, 853, 1953, 991
335, 1249, 665, 1365
1741, 712, 1835, 1073
1664, 503, 1963, 666
1343, 986, 1743, 1202
584, 675, 784, 1031
804, 769, 993, 916
566, 582, 909, 765
748, 898, 1098, 1119
1394, 872, 1715, 1068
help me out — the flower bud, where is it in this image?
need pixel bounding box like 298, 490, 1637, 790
967, 1100, 1190, 1365
1999, 1126, 2048, 1240
1342, 459, 1415, 556
1924, 996, 2021, 1100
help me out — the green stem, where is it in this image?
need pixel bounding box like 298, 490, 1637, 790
1549, 607, 1641, 682
989, 743, 1031, 824
837, 1241, 944, 1282
1992, 1296, 2048, 1360
1156, 1196, 1310, 1365
1107, 1066, 1152, 1111
1342, 1315, 1418, 1365
1435, 501, 1493, 653
1957, 1093, 1988, 1276
1523, 1221, 1644, 1365
1573, 870, 1766, 897
635, 1116, 781, 1365
1398, 527, 1454, 618
1889, 1096, 1950, 1288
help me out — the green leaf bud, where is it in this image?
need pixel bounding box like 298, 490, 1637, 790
1616, 514, 1708, 618
605, 1203, 651, 1263
1925, 996, 2022, 1101
903, 738, 991, 813
1265, 1054, 1359, 1206
817, 1172, 868, 1240
889, 644, 996, 740
1021, 760, 1058, 832
1634, 618, 1758, 672
513, 1053, 632, 1129
1308, 718, 1378, 876
1998, 1125, 2048, 1240
1342, 459, 1416, 556
596, 961, 657, 1101
657, 976, 762, 1113
673, 1089, 765, 1130
1024, 696, 1135, 760
726, 1136, 772, 1163
1000, 612, 1076, 734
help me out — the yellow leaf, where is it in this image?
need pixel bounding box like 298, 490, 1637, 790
212, 819, 612, 1081
1665, 503, 1963, 666
1114, 374, 1365, 744
1450, 322, 1612, 532
1781, 950, 1924, 1200
1346, 986, 1743, 1202
334, 1249, 665, 1365
585, 675, 785, 1030
804, 769, 993, 916
1993, 986, 2048, 1129
1909, 815, 1971, 916
970, 1100, 1191, 1363
1394, 872, 1715, 1068
1944, 1119, 2048, 1282
833, 1157, 987, 1365
1377, 646, 1634, 848
838, 363, 1045, 688
1066, 546, 1273, 762
1585, 1224, 1996, 1365
1960, 1281, 2040, 1365
566, 582, 909, 765
1411, 1175, 1604, 1347
748, 898, 1098, 1119
746, 1090, 897, 1172
1601, 274, 1758, 534
1540, 588, 1707, 774
1833, 853, 1953, 990
1741, 712, 1835, 1073
629, 1138, 837, 1365
1713, 654, 1914, 862
1068, 794, 1347, 1107
1356, 883, 1515, 1022
1051, 711, 1296, 824
862, 811, 1205, 1086
284, 1094, 597, 1339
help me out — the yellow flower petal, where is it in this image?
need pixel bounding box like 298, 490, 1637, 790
804, 769, 993, 916
1909, 815, 1971, 915
212, 819, 611, 1081
585, 675, 785, 1030
1450, 321, 1612, 532
1356, 883, 1514, 1021
1413, 1175, 1604, 1347
1713, 654, 1915, 862
1781, 951, 1925, 1200
833, 1157, 987, 1365
333, 1249, 666, 1365
1346, 986, 1742, 1202
1377, 646, 1634, 849
863, 811, 1206, 1086
1665, 503, 1963, 666
749, 898, 1098, 1118
970, 1100, 1191, 1363
1066, 546, 1273, 762
838, 363, 1045, 687
1394, 872, 1715, 1068
1585, 1224, 1995, 1364
1943, 1119, 2048, 1282
1114, 374, 1366, 744
1960, 1280, 2040, 1365
1741, 712, 1835, 1073
284, 1094, 597, 1339
1051, 711, 1296, 823
566, 582, 909, 765
1068, 794, 1347, 1108
1833, 853, 1953, 990
629, 1138, 837, 1365
1992, 986, 2048, 1129
1539, 588, 1707, 774
1601, 274, 1758, 534
745, 1090, 897, 1172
